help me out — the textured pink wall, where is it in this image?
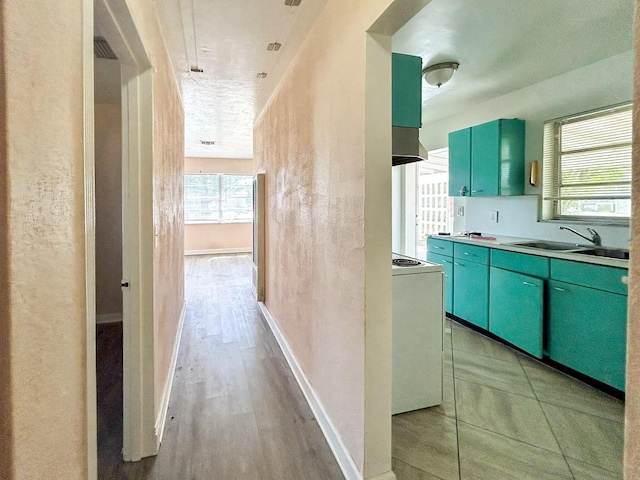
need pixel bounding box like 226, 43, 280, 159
95, 103, 123, 316
254, 1, 398, 473
184, 157, 252, 251
2, 0, 88, 477
184, 223, 252, 251
147, 21, 185, 414
0, 0, 185, 476
624, 2, 640, 476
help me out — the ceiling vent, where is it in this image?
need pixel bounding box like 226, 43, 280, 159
200, 140, 216, 145
94, 37, 117, 60
284, 0, 302, 5
267, 42, 282, 52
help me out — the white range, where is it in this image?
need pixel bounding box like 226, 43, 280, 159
392, 253, 444, 414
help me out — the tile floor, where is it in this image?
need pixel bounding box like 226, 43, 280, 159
392, 319, 625, 480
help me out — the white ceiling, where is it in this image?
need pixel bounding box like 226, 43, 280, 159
154, 0, 634, 159
393, 0, 634, 123
155, 0, 328, 158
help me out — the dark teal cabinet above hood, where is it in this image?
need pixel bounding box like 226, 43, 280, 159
392, 53, 422, 128
392, 53, 426, 166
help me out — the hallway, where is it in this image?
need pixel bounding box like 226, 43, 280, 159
97, 254, 344, 479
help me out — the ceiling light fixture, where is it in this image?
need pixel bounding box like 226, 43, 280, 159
422, 62, 459, 88
267, 42, 282, 52
256, 72, 268, 79
284, 0, 301, 5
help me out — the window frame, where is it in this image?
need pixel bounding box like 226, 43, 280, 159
542, 102, 632, 225
184, 173, 254, 224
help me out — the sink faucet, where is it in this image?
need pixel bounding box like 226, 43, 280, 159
559, 226, 602, 246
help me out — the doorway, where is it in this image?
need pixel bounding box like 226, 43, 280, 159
89, 0, 157, 474
93, 45, 125, 473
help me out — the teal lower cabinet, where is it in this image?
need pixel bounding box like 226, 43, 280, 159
427, 251, 453, 314
453, 260, 489, 329
549, 279, 627, 391
489, 267, 544, 358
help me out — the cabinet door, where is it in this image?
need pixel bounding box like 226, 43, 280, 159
549, 280, 627, 391
489, 267, 544, 358
448, 128, 471, 196
471, 120, 501, 196
427, 252, 453, 314
453, 260, 489, 329
392, 53, 422, 128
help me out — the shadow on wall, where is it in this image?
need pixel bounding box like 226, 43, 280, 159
0, 3, 13, 475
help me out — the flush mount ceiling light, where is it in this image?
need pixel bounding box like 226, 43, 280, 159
256, 72, 268, 79
267, 42, 282, 52
422, 62, 459, 88
284, 0, 301, 5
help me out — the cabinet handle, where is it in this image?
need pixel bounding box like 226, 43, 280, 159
443, 260, 452, 264
552, 286, 568, 292
522, 281, 537, 287
454, 262, 463, 266
463, 252, 474, 256
471, 189, 483, 193
435, 246, 443, 249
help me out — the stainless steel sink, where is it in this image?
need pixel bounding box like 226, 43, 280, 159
508, 241, 584, 251
573, 248, 630, 260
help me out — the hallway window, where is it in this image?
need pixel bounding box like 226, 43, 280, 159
185, 174, 253, 223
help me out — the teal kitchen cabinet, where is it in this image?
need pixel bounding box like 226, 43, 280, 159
427, 238, 454, 313
448, 119, 525, 197
548, 259, 628, 391
453, 243, 489, 329
392, 53, 422, 128
489, 267, 544, 358
448, 128, 471, 197
427, 251, 453, 314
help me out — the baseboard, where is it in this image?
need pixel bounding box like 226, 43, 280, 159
155, 303, 187, 448
96, 313, 123, 324
184, 247, 251, 256
258, 303, 366, 480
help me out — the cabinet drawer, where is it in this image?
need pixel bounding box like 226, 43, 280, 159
454, 243, 489, 265
550, 259, 628, 296
428, 238, 454, 256
491, 249, 549, 278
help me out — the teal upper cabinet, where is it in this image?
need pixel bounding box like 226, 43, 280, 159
472, 119, 525, 196
392, 53, 422, 128
448, 119, 525, 196
448, 128, 471, 196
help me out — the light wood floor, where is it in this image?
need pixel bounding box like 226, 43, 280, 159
97, 254, 344, 480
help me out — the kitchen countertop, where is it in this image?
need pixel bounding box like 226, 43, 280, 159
427, 234, 629, 269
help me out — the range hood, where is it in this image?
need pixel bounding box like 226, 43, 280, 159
392, 126, 428, 166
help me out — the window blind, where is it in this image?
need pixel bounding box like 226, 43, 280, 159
543, 103, 632, 219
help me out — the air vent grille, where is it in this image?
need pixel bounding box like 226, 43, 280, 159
94, 37, 117, 60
